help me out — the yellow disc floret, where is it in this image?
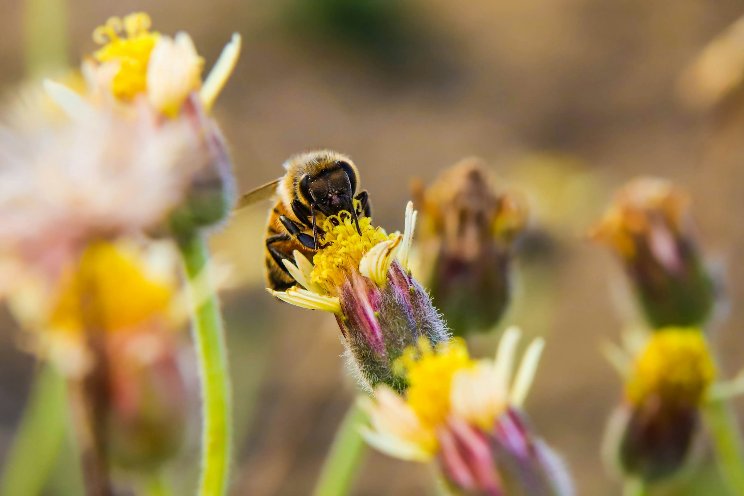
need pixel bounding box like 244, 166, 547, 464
395, 338, 475, 431
625, 328, 715, 407
310, 210, 395, 294
49, 242, 175, 336
92, 13, 160, 101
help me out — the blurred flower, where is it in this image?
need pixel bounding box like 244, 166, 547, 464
86, 12, 239, 117
591, 178, 715, 328
0, 103, 205, 294
44, 11, 241, 232
412, 158, 527, 336
678, 15, 744, 110
269, 202, 450, 392
361, 328, 573, 496
9, 239, 193, 473
9, 240, 184, 376
604, 328, 715, 482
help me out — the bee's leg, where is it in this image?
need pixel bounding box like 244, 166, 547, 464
309, 206, 330, 249
355, 190, 371, 217
291, 199, 313, 229
279, 215, 315, 250
266, 233, 293, 275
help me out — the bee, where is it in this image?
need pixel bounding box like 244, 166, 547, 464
238, 150, 371, 291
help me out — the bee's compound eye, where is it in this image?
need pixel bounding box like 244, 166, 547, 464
337, 161, 357, 193
299, 174, 312, 200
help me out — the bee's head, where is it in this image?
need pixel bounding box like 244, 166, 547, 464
301, 161, 360, 232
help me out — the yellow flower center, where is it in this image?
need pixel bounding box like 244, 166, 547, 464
396, 338, 475, 431
310, 210, 394, 295
92, 13, 160, 101
625, 328, 715, 407
49, 242, 175, 336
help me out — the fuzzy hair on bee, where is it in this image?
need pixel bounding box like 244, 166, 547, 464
238, 150, 372, 291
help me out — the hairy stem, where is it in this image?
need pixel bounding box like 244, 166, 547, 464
176, 231, 232, 496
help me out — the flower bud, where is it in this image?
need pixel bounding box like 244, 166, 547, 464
413, 158, 527, 336
271, 203, 450, 392
591, 178, 715, 328
605, 329, 714, 482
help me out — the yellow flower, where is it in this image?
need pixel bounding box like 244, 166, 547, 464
60, 12, 241, 117
310, 210, 395, 295
625, 328, 715, 407
48, 241, 176, 335
396, 338, 474, 431
361, 327, 545, 460
8, 240, 182, 377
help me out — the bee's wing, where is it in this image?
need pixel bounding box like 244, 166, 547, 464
236, 178, 282, 210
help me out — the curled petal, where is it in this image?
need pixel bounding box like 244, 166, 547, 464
397, 201, 417, 271
359, 235, 401, 286
147, 32, 203, 116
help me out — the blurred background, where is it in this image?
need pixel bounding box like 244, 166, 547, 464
2, 0, 744, 494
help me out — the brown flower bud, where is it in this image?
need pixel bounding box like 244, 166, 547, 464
413, 158, 527, 336
591, 178, 715, 328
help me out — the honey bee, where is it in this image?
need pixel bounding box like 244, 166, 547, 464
238, 150, 371, 290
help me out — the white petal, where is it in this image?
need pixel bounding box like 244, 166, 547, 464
201, 33, 241, 111
494, 326, 521, 395
359, 428, 432, 462
359, 235, 401, 286
281, 259, 311, 291
397, 201, 417, 271
43, 79, 97, 121
510, 337, 545, 406
147, 33, 202, 115
451, 363, 506, 430
268, 287, 340, 313
290, 250, 324, 294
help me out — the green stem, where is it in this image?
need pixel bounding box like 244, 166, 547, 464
176, 232, 232, 496
703, 398, 744, 495
0, 364, 67, 496
622, 478, 647, 496
313, 402, 367, 496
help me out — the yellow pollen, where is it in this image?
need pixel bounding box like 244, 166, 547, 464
92, 13, 160, 101
395, 338, 475, 431
49, 242, 175, 336
625, 328, 715, 407
310, 210, 394, 295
